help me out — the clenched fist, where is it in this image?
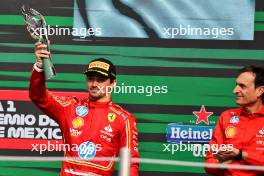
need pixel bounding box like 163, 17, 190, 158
34, 41, 50, 69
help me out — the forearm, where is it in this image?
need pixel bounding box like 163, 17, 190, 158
29, 64, 46, 101
29, 64, 48, 101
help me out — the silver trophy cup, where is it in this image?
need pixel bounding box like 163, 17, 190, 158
21, 5, 56, 80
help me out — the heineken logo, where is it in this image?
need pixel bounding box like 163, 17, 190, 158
166, 124, 214, 143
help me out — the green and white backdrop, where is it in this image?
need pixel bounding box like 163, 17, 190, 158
0, 0, 263, 175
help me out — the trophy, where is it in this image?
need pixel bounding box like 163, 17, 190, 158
21, 5, 56, 80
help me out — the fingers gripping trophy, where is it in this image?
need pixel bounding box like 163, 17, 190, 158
21, 5, 56, 80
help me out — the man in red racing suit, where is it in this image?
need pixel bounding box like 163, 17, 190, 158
205, 66, 264, 176
29, 42, 139, 176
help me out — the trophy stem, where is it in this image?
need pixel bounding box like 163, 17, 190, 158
43, 58, 56, 80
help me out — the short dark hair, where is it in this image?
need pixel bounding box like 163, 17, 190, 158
238, 65, 264, 100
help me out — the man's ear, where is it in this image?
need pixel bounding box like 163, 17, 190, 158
111, 80, 117, 87
257, 86, 264, 97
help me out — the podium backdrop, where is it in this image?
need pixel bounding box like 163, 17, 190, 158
0, 0, 263, 175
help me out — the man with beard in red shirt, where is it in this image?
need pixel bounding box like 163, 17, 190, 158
205, 66, 264, 176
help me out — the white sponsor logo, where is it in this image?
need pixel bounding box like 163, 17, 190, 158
256, 148, 264, 151
259, 128, 264, 135
256, 140, 264, 146
70, 128, 82, 137
100, 134, 111, 142
104, 125, 113, 133
256, 127, 264, 138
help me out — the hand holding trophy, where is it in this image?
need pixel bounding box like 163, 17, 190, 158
21, 5, 56, 80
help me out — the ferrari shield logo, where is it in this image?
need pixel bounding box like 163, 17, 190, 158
108, 113, 116, 122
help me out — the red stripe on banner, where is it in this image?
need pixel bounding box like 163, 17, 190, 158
0, 138, 64, 150
0, 90, 88, 101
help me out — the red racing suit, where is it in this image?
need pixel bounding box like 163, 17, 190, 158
205, 107, 264, 176
29, 65, 139, 176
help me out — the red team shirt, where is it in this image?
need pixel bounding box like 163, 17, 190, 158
29, 67, 139, 176
205, 107, 264, 176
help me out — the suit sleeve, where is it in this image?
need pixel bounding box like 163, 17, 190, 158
205, 113, 229, 176
29, 65, 67, 125
119, 114, 139, 176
